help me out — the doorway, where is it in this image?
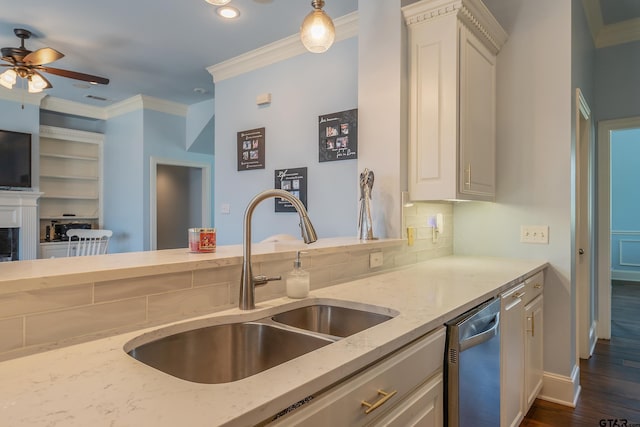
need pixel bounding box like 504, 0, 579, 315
575, 88, 597, 359
597, 116, 640, 340
150, 157, 211, 250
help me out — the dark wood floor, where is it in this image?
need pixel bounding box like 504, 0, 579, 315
522, 280, 640, 426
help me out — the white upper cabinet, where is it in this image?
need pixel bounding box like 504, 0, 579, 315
402, 0, 507, 201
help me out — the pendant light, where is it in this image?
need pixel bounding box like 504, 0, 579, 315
300, 0, 335, 54
0, 69, 17, 89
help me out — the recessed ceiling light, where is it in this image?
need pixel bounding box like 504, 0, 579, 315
73, 82, 91, 89
217, 6, 240, 19
193, 87, 208, 94
205, 0, 231, 5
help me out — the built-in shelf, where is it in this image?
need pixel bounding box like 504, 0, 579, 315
38, 125, 104, 257
39, 152, 99, 161
41, 175, 99, 181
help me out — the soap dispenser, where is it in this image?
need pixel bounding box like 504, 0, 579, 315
286, 251, 310, 299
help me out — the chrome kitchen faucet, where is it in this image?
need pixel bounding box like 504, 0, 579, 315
239, 189, 317, 310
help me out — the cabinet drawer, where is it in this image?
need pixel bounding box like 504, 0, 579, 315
523, 271, 544, 304
271, 327, 446, 426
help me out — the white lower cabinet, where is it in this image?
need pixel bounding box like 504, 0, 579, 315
523, 273, 544, 411
39, 241, 73, 258
500, 270, 545, 427
500, 284, 525, 427
270, 327, 445, 427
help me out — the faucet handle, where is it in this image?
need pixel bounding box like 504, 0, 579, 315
253, 275, 282, 286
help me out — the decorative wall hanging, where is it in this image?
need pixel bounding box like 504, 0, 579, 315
318, 108, 358, 162
274, 167, 308, 212
237, 127, 265, 171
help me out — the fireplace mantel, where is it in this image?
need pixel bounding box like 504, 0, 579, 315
0, 190, 43, 260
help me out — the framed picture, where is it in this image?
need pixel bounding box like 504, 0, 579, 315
237, 127, 265, 171
274, 167, 307, 212
318, 108, 358, 162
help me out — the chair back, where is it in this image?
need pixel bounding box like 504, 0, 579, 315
66, 229, 113, 256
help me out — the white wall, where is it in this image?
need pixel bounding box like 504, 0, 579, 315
213, 38, 359, 245
358, 0, 405, 239
453, 0, 575, 388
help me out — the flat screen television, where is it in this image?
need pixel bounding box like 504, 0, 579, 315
0, 130, 32, 189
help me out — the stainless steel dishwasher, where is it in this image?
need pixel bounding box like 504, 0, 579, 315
444, 297, 501, 427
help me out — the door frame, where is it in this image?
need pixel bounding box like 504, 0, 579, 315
597, 116, 640, 339
150, 157, 211, 250
575, 88, 596, 359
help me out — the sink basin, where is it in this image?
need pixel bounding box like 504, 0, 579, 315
127, 322, 332, 384
272, 304, 394, 337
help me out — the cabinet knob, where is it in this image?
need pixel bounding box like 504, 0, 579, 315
579, 248, 584, 255
361, 389, 397, 415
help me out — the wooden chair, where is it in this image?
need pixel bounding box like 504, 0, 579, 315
66, 229, 113, 256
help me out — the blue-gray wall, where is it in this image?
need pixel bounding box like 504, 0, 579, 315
214, 37, 359, 245
611, 127, 640, 279
595, 40, 640, 122
103, 108, 214, 253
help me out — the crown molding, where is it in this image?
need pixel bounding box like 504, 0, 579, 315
40, 97, 107, 120
0, 87, 47, 106
106, 95, 188, 118
402, 0, 507, 54
208, 11, 358, 83
582, 0, 640, 48
596, 17, 640, 48
40, 125, 104, 143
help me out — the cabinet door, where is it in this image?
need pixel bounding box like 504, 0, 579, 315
369, 373, 443, 427
40, 242, 72, 258
458, 26, 496, 200
524, 295, 544, 410
500, 284, 525, 427
270, 328, 445, 427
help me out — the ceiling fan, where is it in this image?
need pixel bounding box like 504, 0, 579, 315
0, 28, 109, 93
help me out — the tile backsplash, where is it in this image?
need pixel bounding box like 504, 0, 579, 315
0, 232, 453, 361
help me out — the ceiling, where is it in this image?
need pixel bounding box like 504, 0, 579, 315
1, 0, 637, 108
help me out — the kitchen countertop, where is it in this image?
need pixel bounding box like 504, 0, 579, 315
0, 255, 546, 426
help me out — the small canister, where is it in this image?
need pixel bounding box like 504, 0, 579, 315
188, 228, 216, 253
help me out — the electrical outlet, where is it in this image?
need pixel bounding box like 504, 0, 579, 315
369, 252, 383, 268
520, 225, 549, 244
221, 203, 231, 214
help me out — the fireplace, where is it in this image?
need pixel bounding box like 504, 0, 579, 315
0, 190, 42, 260
0, 228, 18, 262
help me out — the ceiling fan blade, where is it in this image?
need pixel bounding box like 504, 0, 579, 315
39, 66, 109, 85
23, 47, 64, 66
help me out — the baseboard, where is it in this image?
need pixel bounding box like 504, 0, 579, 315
537, 364, 581, 407
611, 270, 640, 282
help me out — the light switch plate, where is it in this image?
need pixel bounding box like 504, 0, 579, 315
520, 225, 549, 244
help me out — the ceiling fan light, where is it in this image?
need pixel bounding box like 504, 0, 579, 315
0, 69, 17, 89
28, 73, 48, 93
300, 0, 335, 54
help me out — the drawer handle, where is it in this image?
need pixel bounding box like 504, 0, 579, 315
534, 283, 542, 289
513, 291, 526, 299
361, 389, 397, 414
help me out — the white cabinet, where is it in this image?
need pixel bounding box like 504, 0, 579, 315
402, 0, 507, 202
39, 241, 75, 258
38, 125, 103, 255
523, 272, 544, 411
500, 270, 545, 427
270, 327, 445, 427
500, 283, 525, 427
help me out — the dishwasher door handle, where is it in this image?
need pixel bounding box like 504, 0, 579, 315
459, 314, 499, 351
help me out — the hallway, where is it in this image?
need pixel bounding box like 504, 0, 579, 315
522, 281, 640, 426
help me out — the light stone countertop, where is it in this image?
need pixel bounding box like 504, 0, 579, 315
0, 255, 547, 426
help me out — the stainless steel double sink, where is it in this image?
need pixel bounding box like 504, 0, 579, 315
126, 303, 395, 384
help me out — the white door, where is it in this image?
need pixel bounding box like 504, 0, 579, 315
575, 89, 597, 359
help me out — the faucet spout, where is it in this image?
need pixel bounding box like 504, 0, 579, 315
239, 189, 317, 310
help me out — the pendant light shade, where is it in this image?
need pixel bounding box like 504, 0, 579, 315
28, 73, 48, 93
300, 0, 335, 54
0, 69, 17, 89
